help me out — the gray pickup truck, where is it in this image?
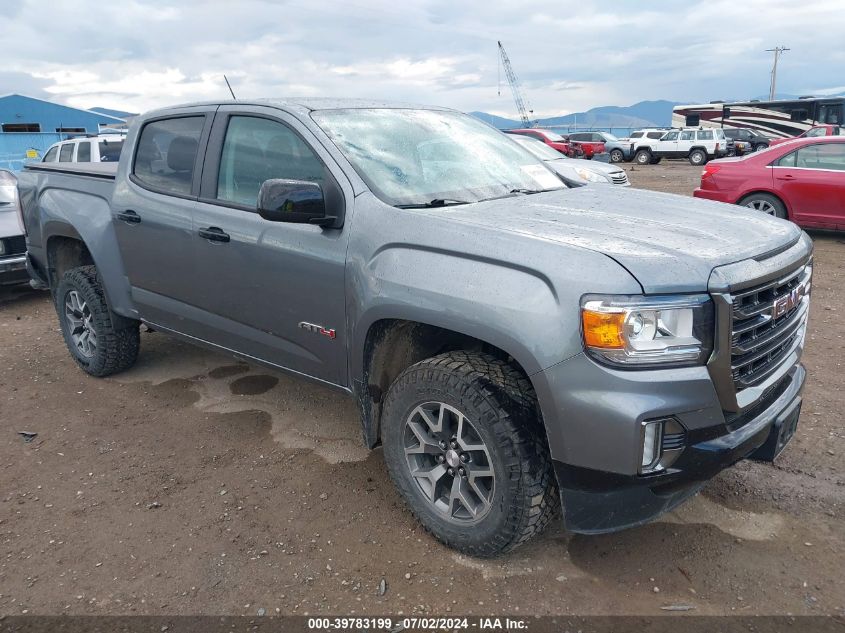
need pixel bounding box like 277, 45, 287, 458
16, 99, 812, 557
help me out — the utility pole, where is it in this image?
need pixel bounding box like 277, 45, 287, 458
765, 46, 789, 100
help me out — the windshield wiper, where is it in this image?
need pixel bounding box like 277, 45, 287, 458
510, 188, 544, 194
394, 198, 472, 209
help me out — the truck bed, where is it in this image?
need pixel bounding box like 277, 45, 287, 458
23, 161, 117, 180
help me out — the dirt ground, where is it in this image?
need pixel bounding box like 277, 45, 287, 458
1, 161, 843, 617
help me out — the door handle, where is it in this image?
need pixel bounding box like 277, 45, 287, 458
198, 226, 230, 243
777, 174, 796, 181
116, 210, 141, 224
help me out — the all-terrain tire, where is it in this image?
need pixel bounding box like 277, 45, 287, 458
381, 351, 560, 557
634, 149, 652, 165
55, 265, 140, 377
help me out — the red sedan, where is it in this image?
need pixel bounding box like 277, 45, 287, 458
693, 137, 845, 230
504, 129, 580, 157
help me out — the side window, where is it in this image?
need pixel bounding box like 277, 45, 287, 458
133, 116, 204, 195
680, 131, 695, 141
647, 131, 664, 139
217, 116, 325, 207
76, 142, 91, 162
697, 130, 714, 140
569, 133, 585, 141
59, 144, 74, 162
661, 131, 679, 141
792, 144, 845, 170
42, 146, 58, 162
806, 127, 826, 137
592, 133, 604, 142
777, 151, 797, 167
630, 132, 643, 139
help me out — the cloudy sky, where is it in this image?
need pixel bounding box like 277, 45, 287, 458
4, 0, 844, 118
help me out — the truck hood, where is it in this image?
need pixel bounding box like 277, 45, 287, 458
436, 186, 802, 293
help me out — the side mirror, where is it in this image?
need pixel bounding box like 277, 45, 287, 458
257, 179, 336, 227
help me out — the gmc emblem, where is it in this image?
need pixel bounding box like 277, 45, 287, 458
772, 282, 807, 319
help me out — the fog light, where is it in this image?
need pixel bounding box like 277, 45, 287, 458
640, 420, 663, 473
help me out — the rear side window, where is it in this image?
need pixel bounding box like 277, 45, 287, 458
76, 142, 91, 162
630, 132, 643, 139
59, 144, 74, 162
133, 117, 204, 195
697, 130, 714, 140
680, 131, 695, 141
99, 140, 124, 162
42, 146, 58, 162
647, 132, 664, 139
781, 144, 845, 170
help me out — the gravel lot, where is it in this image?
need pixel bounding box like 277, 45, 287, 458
1, 161, 843, 617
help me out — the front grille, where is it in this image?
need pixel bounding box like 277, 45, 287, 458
1, 235, 26, 257
610, 172, 629, 185
729, 262, 811, 390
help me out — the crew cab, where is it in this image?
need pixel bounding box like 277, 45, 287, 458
769, 124, 843, 147
634, 127, 729, 165
17, 99, 812, 557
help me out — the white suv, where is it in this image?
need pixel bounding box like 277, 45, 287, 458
41, 134, 125, 164
633, 128, 728, 166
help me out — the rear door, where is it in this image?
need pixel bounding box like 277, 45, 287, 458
111, 108, 214, 331
773, 142, 845, 228
188, 105, 352, 386
678, 130, 695, 155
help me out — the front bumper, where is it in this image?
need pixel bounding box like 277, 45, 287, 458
0, 254, 28, 284
550, 363, 804, 533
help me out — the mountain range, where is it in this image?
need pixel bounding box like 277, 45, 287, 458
470, 100, 680, 130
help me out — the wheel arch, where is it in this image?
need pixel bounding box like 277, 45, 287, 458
737, 189, 792, 219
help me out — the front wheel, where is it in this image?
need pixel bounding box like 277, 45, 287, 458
689, 149, 707, 165
609, 149, 624, 163
381, 352, 559, 557
56, 265, 140, 377
634, 149, 652, 165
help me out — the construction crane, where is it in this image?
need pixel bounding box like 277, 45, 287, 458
497, 40, 534, 127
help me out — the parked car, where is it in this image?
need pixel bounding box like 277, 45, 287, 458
510, 135, 629, 186
561, 132, 605, 159
0, 169, 28, 285
18, 98, 812, 557
694, 136, 845, 230
504, 128, 580, 157
634, 128, 729, 166
723, 128, 771, 152
41, 133, 126, 164
625, 128, 674, 164
769, 124, 843, 148
569, 131, 633, 163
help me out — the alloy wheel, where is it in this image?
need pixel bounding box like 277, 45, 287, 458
65, 290, 97, 358
403, 402, 495, 524
745, 199, 776, 215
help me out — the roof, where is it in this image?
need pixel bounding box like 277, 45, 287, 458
0, 93, 128, 123
142, 97, 453, 118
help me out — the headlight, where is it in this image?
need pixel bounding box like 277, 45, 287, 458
581, 294, 714, 367
574, 168, 609, 183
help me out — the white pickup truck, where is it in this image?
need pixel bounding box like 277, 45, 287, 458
633, 128, 729, 166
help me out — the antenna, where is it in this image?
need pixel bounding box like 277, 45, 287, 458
224, 75, 237, 100
765, 46, 790, 100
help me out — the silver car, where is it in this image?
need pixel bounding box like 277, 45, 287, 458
509, 134, 629, 186
0, 170, 28, 285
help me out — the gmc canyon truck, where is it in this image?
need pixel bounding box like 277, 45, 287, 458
16, 99, 812, 557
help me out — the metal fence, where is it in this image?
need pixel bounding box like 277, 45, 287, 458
0, 132, 68, 172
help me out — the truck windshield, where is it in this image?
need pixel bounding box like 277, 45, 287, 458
312, 109, 565, 207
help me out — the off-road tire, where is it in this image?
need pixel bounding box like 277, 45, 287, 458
689, 149, 707, 165
649, 156, 662, 165
634, 149, 652, 165
55, 265, 140, 377
609, 148, 624, 163
381, 351, 560, 557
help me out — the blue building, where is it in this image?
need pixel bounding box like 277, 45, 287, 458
0, 94, 128, 170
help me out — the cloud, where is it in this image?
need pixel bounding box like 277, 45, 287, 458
2, 0, 843, 119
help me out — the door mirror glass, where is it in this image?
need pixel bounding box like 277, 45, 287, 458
257, 179, 334, 226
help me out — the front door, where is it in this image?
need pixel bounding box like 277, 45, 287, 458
188, 107, 352, 386
773, 142, 845, 228
658, 130, 679, 156
111, 110, 213, 331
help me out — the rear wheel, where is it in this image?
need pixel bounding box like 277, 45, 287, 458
634, 149, 652, 165
609, 149, 624, 163
689, 149, 707, 165
739, 193, 787, 219
56, 265, 140, 377
753, 143, 768, 152
381, 351, 559, 557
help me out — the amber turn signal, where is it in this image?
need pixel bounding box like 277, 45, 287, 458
582, 309, 626, 349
